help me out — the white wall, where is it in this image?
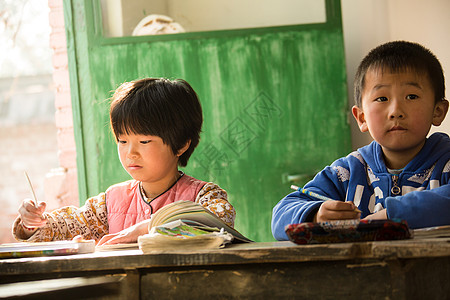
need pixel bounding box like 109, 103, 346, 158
341, 0, 450, 149
166, 0, 325, 32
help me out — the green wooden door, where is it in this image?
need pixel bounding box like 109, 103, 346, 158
65, 0, 351, 242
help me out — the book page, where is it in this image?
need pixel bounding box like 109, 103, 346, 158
138, 220, 233, 253
149, 200, 252, 242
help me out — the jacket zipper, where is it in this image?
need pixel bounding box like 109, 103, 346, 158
391, 175, 401, 196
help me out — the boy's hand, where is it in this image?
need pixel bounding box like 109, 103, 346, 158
96, 219, 150, 246
18, 198, 47, 229
362, 209, 387, 221
314, 200, 361, 222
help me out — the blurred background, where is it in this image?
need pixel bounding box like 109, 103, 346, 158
0, 0, 58, 243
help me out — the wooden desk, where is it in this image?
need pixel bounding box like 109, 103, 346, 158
1, 237, 449, 299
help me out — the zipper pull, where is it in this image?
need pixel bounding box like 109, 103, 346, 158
391, 175, 401, 195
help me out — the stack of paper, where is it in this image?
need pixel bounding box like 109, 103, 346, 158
139, 220, 233, 253
0, 240, 95, 259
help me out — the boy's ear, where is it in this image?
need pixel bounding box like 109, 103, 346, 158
432, 99, 449, 126
352, 105, 368, 132
176, 140, 191, 157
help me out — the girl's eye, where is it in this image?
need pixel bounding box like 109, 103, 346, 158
375, 96, 388, 102
140, 140, 151, 144
406, 94, 419, 100
118, 140, 127, 144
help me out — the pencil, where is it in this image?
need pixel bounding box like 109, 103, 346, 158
290, 185, 361, 213
24, 171, 39, 206
24, 171, 46, 223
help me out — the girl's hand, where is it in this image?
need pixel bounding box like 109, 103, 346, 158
97, 219, 151, 246
314, 200, 361, 222
18, 198, 47, 229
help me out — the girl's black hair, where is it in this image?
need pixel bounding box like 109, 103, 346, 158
110, 78, 202, 167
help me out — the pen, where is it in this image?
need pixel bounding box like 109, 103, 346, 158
290, 185, 361, 213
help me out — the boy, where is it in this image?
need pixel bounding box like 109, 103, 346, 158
272, 41, 449, 240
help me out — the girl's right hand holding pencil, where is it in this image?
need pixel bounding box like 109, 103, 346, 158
314, 200, 361, 222
18, 199, 47, 234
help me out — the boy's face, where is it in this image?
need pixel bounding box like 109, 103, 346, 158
352, 68, 448, 168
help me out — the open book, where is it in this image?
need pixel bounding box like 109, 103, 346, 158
147, 200, 252, 243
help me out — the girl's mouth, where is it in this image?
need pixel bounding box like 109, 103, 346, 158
127, 164, 142, 170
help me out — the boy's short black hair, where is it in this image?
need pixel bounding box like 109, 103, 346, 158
110, 78, 203, 167
354, 41, 445, 107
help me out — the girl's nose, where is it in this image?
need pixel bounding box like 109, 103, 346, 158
127, 152, 138, 159
127, 145, 139, 159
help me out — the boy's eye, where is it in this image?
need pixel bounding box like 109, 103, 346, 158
140, 140, 151, 144
406, 94, 419, 100
118, 140, 127, 144
375, 96, 388, 102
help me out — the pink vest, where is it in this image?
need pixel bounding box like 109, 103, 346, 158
106, 174, 206, 234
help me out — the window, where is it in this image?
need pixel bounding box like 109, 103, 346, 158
100, 0, 326, 37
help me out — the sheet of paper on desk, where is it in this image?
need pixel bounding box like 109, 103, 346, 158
0, 240, 95, 259
95, 243, 140, 252
413, 225, 450, 239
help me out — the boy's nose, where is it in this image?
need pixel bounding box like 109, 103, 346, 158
389, 100, 405, 119
389, 112, 404, 119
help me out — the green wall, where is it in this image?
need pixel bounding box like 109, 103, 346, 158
64, 0, 351, 242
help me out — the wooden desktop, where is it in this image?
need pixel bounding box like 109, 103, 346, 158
1, 235, 449, 299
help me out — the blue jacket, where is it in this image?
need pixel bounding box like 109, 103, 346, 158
272, 132, 450, 240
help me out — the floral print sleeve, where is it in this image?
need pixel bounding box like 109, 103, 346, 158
195, 182, 236, 227
12, 193, 109, 242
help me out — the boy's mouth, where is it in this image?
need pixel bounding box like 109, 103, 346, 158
389, 125, 406, 131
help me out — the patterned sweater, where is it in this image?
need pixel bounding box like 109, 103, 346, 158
272, 132, 450, 240
13, 174, 235, 242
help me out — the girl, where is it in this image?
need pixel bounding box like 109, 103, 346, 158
13, 78, 236, 245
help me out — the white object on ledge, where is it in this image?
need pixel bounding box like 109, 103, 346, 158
132, 14, 185, 36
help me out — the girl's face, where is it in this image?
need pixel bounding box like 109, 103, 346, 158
117, 133, 180, 190
352, 69, 448, 168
